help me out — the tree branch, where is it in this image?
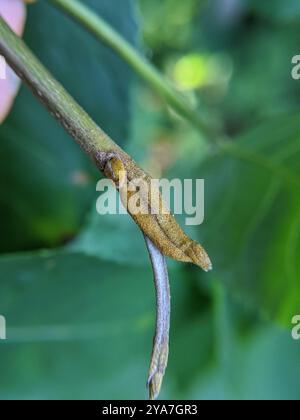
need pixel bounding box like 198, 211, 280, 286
0, 15, 120, 161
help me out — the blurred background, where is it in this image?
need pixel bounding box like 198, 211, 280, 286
0, 0, 300, 399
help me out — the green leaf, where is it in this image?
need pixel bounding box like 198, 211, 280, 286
187, 284, 300, 400
69, 210, 150, 266
0, 251, 201, 399
189, 325, 300, 400
0, 0, 137, 252
251, 0, 300, 22
222, 24, 300, 127
0, 251, 155, 399
199, 113, 300, 325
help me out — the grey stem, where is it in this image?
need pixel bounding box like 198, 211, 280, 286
144, 235, 171, 400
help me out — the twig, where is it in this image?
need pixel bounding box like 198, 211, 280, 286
0, 16, 120, 160
144, 235, 170, 400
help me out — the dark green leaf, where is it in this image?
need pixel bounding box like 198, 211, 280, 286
0, 251, 198, 399
199, 113, 300, 325
0, 0, 137, 252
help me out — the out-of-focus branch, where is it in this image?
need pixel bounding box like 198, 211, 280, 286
49, 0, 217, 141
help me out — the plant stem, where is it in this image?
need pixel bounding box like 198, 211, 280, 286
49, 0, 216, 141
144, 235, 170, 400
0, 16, 121, 161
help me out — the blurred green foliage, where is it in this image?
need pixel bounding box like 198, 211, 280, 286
0, 0, 300, 400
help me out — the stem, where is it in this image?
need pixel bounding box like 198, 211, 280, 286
49, 0, 216, 140
144, 235, 170, 400
0, 16, 122, 162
